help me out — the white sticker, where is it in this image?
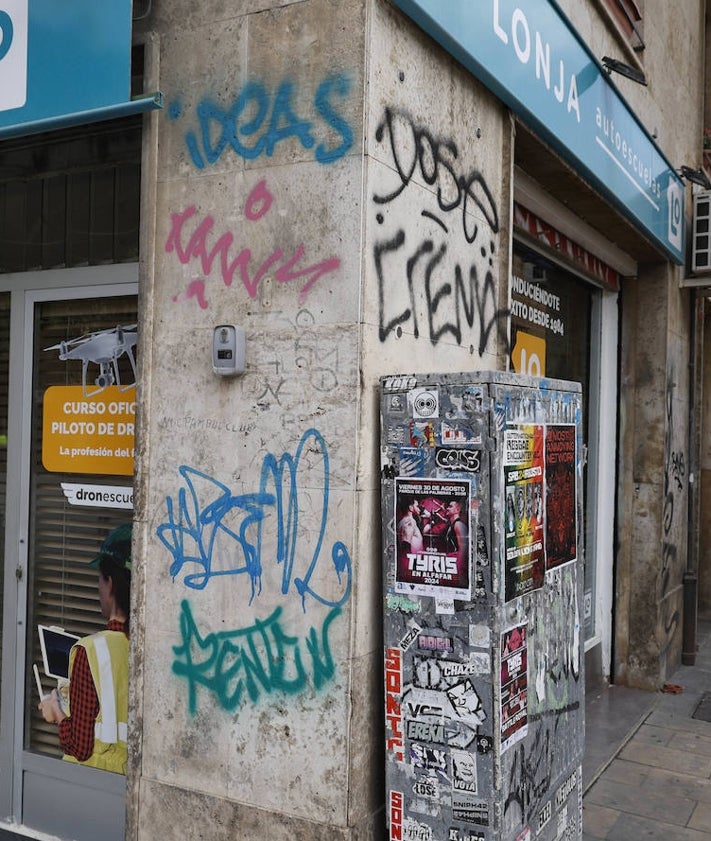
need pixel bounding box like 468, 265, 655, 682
409, 387, 439, 419
435, 596, 455, 614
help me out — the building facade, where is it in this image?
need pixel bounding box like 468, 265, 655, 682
0, 1, 709, 839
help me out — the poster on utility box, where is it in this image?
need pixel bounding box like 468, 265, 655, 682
503, 425, 544, 602
395, 477, 471, 600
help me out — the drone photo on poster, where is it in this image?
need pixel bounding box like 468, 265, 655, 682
395, 477, 471, 600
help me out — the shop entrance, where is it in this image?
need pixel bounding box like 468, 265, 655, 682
0, 265, 137, 840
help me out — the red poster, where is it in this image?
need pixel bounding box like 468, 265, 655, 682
545, 424, 577, 570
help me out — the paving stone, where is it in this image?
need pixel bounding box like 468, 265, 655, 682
634, 723, 675, 747
582, 802, 619, 838
647, 710, 711, 736
608, 812, 711, 841
584, 777, 696, 825
619, 739, 711, 778
690, 801, 711, 832
670, 729, 711, 758
643, 765, 711, 804
603, 758, 649, 787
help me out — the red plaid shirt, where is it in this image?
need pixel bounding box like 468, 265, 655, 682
58, 620, 128, 762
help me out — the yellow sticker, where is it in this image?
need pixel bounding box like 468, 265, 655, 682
512, 331, 546, 378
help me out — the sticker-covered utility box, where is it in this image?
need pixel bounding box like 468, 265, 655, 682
381, 371, 584, 841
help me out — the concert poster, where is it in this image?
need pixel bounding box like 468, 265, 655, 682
545, 424, 577, 570
394, 477, 471, 599
503, 425, 545, 602
500, 623, 528, 753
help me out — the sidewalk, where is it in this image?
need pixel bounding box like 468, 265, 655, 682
583, 614, 711, 839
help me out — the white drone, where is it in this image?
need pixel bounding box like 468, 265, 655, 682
46, 324, 137, 397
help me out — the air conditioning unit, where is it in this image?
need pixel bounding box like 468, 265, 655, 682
691, 190, 711, 274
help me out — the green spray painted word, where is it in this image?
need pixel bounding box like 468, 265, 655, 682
173, 599, 341, 715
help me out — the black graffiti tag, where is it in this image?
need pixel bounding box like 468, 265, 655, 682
373, 108, 508, 352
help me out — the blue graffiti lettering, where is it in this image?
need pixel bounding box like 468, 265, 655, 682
314, 74, 354, 163
173, 600, 341, 714
156, 428, 352, 611
177, 74, 353, 169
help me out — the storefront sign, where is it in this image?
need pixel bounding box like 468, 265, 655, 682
61, 482, 134, 509
391, 0, 685, 264
0, 0, 161, 138
513, 203, 620, 290
42, 385, 135, 476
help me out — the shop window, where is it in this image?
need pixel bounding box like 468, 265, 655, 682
0, 295, 8, 724
0, 46, 144, 275
0, 118, 141, 273
26, 297, 137, 757
510, 244, 598, 642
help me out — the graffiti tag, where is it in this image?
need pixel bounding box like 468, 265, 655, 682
157, 428, 352, 611
173, 599, 340, 714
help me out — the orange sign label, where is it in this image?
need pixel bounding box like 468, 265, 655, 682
42, 386, 136, 476
512, 331, 547, 378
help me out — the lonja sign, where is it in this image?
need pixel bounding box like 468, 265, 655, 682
391, 0, 685, 265
0, 0, 161, 139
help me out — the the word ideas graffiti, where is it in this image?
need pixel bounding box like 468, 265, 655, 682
170, 74, 354, 169
166, 179, 341, 307
173, 599, 341, 715
373, 107, 508, 351
157, 428, 352, 611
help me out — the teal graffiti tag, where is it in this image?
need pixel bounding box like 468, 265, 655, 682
172, 73, 353, 170
173, 600, 341, 714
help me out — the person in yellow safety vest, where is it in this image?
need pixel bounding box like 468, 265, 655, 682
39, 524, 132, 774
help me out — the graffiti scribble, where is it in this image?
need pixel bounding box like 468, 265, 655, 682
173, 600, 341, 714
372, 107, 508, 351
156, 428, 352, 611
165, 181, 341, 306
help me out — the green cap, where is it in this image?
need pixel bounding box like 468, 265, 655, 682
89, 523, 132, 571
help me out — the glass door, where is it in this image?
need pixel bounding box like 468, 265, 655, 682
0, 266, 137, 840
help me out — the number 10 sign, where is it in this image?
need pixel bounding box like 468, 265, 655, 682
0, 0, 27, 113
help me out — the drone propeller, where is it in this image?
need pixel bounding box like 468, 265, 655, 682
44, 323, 137, 353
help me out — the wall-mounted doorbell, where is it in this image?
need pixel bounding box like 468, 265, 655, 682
212, 325, 245, 376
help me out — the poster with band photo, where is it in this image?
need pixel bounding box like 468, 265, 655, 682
503, 425, 545, 602
395, 477, 471, 600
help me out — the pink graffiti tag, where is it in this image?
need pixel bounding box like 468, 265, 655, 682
165, 180, 340, 306
174, 279, 209, 308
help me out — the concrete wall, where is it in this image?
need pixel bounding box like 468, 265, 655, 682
615, 267, 691, 688
125, 0, 707, 836
607, 0, 704, 687
129, 0, 510, 837
132, 0, 369, 837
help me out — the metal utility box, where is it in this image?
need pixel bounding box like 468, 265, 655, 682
381, 371, 584, 841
